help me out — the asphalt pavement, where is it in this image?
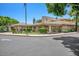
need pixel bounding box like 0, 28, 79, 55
0, 33, 76, 56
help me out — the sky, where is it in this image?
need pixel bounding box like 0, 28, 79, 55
0, 3, 25, 23
0, 3, 72, 24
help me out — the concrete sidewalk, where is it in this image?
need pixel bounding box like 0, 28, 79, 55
0, 32, 77, 37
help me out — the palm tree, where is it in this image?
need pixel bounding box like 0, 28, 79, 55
24, 3, 27, 24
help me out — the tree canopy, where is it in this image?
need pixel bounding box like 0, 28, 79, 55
33, 18, 36, 24
0, 16, 19, 26
0, 16, 19, 32
36, 19, 42, 23
46, 3, 79, 19
46, 3, 79, 31
46, 3, 67, 16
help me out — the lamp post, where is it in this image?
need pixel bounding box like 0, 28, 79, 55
24, 3, 27, 24
24, 3, 28, 35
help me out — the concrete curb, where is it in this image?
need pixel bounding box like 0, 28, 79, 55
0, 32, 77, 37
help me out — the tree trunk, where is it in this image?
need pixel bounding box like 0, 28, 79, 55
75, 13, 78, 31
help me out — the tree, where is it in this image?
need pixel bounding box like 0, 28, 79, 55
0, 26, 7, 32
33, 18, 36, 24
36, 19, 42, 23
46, 3, 79, 31
46, 3, 67, 18
0, 16, 19, 32
69, 3, 79, 31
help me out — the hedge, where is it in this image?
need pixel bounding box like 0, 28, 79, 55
39, 27, 47, 33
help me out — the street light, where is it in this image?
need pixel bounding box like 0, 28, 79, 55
24, 3, 28, 35
24, 3, 27, 24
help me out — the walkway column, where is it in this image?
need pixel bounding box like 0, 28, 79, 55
35, 26, 39, 32
32, 26, 34, 32
8, 26, 11, 32
48, 25, 52, 33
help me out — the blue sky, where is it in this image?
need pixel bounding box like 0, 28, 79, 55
0, 3, 72, 24
0, 3, 25, 23
27, 3, 72, 24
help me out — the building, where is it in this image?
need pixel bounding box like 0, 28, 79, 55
10, 16, 79, 33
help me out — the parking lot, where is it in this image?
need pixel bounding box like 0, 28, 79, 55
0, 32, 79, 56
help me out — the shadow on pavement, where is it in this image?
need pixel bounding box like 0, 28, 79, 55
54, 36, 79, 56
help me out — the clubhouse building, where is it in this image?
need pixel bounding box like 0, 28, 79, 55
11, 16, 79, 33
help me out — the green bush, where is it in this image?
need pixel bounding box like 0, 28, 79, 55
11, 29, 16, 33
39, 27, 47, 34
62, 29, 75, 33
62, 29, 69, 33
25, 28, 32, 33
0, 26, 7, 32
68, 29, 75, 32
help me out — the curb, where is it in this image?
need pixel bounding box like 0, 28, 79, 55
0, 32, 77, 37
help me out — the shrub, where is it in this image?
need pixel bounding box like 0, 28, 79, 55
62, 29, 69, 33
39, 27, 47, 34
27, 28, 32, 32
62, 29, 75, 33
68, 29, 75, 32
11, 29, 16, 33
25, 28, 32, 33
0, 26, 7, 32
